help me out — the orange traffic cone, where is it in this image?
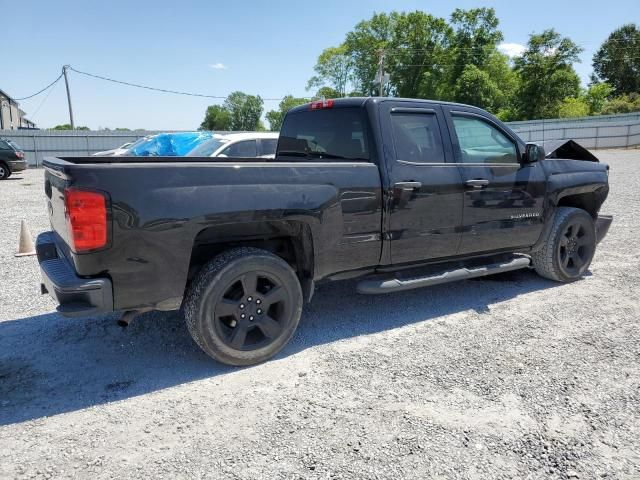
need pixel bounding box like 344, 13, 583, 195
15, 220, 36, 257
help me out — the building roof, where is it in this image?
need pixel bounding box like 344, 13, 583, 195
0, 88, 18, 104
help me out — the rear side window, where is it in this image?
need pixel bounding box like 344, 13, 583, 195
260, 138, 278, 156
0, 140, 11, 150
391, 113, 444, 163
222, 140, 258, 157
278, 107, 370, 161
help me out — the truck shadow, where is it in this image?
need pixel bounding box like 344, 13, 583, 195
0, 268, 558, 425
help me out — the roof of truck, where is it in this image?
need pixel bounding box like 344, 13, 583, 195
287, 96, 490, 115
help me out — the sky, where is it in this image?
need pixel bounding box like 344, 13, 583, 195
3, 0, 638, 130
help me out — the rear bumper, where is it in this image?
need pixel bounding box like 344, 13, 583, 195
9, 160, 28, 172
595, 215, 613, 244
37, 232, 114, 317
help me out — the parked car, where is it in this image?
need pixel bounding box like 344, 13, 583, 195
37, 97, 612, 366
92, 141, 134, 157
187, 132, 279, 158
93, 132, 214, 157
0, 137, 27, 179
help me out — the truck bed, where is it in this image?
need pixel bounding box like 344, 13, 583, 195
42, 155, 383, 312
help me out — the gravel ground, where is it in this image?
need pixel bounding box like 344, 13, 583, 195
1, 150, 639, 479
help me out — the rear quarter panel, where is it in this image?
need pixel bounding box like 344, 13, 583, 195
47, 160, 382, 310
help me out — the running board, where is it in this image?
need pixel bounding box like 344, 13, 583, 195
356, 256, 531, 294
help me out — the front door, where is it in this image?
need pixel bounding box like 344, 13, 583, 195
443, 108, 547, 255
382, 103, 465, 265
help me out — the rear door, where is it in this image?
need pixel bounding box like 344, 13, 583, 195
381, 102, 465, 264
443, 107, 546, 255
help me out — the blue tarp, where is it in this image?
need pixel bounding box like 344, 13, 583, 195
129, 132, 214, 156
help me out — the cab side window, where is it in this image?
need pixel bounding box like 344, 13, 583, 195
260, 139, 278, 156
391, 113, 444, 164
222, 140, 258, 157
451, 115, 517, 164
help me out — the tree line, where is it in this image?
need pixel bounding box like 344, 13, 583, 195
201, 9, 640, 131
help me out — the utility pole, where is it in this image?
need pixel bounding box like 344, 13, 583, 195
62, 65, 75, 129
377, 49, 385, 97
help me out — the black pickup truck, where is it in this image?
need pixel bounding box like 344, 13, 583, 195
37, 97, 612, 365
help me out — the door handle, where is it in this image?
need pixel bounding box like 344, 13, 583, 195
465, 179, 489, 189
394, 181, 422, 191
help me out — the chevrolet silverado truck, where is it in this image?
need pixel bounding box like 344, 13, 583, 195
37, 97, 612, 366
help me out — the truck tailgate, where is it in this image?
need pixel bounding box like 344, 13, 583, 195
44, 162, 73, 250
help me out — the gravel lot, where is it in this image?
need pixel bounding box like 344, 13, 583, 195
1, 150, 639, 479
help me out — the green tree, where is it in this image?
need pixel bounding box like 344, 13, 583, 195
266, 95, 308, 131
224, 91, 264, 131
449, 8, 503, 80
454, 64, 502, 111
585, 83, 614, 115
593, 24, 640, 95
387, 11, 453, 99
51, 124, 89, 130
513, 29, 583, 119
343, 12, 397, 95
601, 93, 640, 114
313, 86, 342, 99
558, 97, 590, 118
200, 104, 231, 131
307, 45, 354, 97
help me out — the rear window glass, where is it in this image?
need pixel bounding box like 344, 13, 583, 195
278, 107, 370, 161
7, 140, 22, 150
0, 140, 21, 150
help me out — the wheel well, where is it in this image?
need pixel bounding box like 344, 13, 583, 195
187, 221, 314, 288
557, 192, 599, 218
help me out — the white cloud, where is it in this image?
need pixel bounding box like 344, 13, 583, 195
209, 63, 227, 70
498, 42, 526, 58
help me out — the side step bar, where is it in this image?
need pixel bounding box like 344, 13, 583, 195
357, 256, 531, 294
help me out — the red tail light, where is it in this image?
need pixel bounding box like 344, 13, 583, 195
310, 99, 334, 110
64, 188, 108, 252
15, 151, 24, 159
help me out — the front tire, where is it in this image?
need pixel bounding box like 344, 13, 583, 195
531, 207, 596, 282
184, 247, 303, 366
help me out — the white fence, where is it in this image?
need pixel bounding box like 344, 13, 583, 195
1, 112, 639, 166
0, 130, 153, 166
507, 112, 640, 149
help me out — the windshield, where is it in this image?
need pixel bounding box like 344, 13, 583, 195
187, 138, 229, 157
124, 136, 153, 152
278, 107, 370, 161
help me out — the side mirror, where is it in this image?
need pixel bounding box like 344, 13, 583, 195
524, 143, 545, 163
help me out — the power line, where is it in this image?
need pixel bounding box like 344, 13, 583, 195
13, 74, 63, 100
68, 66, 302, 102
29, 75, 60, 121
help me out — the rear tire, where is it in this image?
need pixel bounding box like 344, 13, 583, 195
531, 207, 596, 282
184, 247, 303, 366
0, 163, 9, 180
